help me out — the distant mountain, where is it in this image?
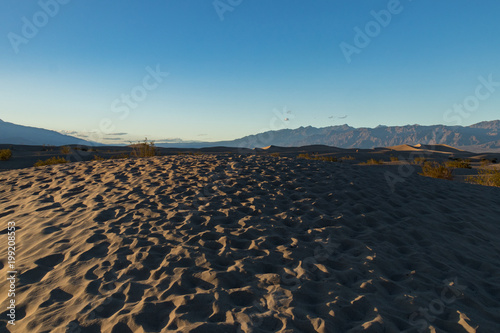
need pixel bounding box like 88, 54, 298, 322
0, 119, 97, 146
157, 120, 500, 153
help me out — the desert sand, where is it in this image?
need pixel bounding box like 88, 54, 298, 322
1, 154, 500, 332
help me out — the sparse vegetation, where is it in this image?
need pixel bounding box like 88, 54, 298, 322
481, 158, 497, 166
446, 158, 471, 169
110, 153, 130, 160
131, 138, 157, 158
270, 152, 280, 157
42, 144, 56, 151
340, 155, 355, 161
390, 156, 399, 162
177, 151, 201, 156
34, 156, 68, 167
0, 149, 12, 161
481, 159, 492, 166
413, 157, 427, 165
361, 158, 384, 165
419, 162, 453, 180
93, 155, 105, 161
467, 169, 500, 187
298, 153, 337, 162
60, 146, 71, 154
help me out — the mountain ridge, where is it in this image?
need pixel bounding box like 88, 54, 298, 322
157, 120, 500, 153
0, 119, 97, 146
1, 119, 499, 152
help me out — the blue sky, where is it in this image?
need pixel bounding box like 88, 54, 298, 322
1, 0, 499, 144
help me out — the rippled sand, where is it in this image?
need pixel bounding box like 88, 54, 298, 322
1, 155, 499, 332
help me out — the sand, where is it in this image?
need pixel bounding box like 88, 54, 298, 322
1, 154, 500, 332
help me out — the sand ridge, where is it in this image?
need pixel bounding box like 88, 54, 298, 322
1, 155, 500, 332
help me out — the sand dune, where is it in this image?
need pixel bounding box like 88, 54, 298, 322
386, 144, 422, 152
1, 155, 500, 332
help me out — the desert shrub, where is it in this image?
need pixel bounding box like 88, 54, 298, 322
481, 159, 491, 166
446, 159, 471, 169
361, 158, 383, 165
413, 157, 427, 165
340, 155, 355, 160
316, 156, 337, 162
297, 153, 311, 159
93, 155, 105, 161
0, 149, 12, 161
110, 153, 130, 159
467, 169, 500, 187
390, 156, 399, 162
34, 156, 68, 167
419, 162, 453, 180
60, 146, 71, 154
298, 153, 337, 162
132, 138, 157, 158
270, 152, 280, 157
481, 158, 497, 166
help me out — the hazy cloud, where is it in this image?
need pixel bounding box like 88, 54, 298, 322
157, 138, 202, 144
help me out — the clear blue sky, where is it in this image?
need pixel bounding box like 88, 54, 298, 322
1, 0, 499, 144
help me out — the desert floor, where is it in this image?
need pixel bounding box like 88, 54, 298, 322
1, 154, 500, 332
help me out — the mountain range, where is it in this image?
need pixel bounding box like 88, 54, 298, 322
1, 118, 500, 153
0, 119, 95, 146
157, 120, 500, 153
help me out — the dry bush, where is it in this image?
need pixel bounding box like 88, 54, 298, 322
481, 159, 492, 166
362, 158, 383, 165
93, 155, 105, 161
298, 153, 337, 162
297, 153, 311, 159
132, 138, 157, 158
446, 159, 471, 169
413, 157, 427, 165
270, 152, 280, 157
467, 169, 500, 187
419, 162, 453, 180
110, 153, 130, 160
481, 158, 497, 166
340, 155, 355, 161
60, 146, 71, 154
390, 156, 399, 162
34, 156, 68, 167
0, 149, 12, 161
